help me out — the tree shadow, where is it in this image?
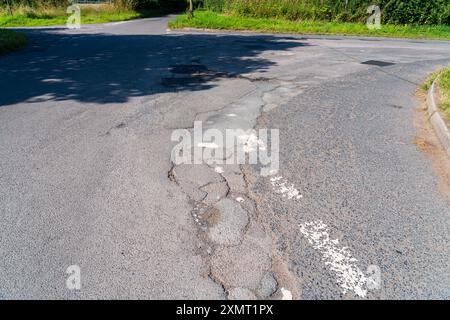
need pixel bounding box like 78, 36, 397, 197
0, 29, 311, 107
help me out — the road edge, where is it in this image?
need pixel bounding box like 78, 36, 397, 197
166, 26, 450, 42
427, 77, 450, 158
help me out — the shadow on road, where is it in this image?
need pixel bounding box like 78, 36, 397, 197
0, 29, 310, 107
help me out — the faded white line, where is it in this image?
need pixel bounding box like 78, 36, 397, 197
267, 175, 370, 298
214, 166, 224, 174
270, 176, 303, 200
281, 287, 293, 300
103, 21, 128, 26
238, 133, 267, 153
299, 220, 367, 298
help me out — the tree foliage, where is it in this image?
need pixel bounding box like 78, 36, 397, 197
1, 0, 188, 11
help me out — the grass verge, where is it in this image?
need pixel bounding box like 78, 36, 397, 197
169, 11, 450, 41
0, 28, 27, 55
422, 67, 450, 122
437, 68, 450, 121
0, 5, 166, 27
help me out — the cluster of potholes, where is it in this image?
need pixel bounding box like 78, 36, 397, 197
160, 63, 272, 89
165, 81, 305, 300
169, 162, 282, 300
161, 64, 232, 88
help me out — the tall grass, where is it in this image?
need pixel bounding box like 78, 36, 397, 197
0, 3, 134, 25
0, 0, 186, 11
204, 0, 450, 25
0, 0, 187, 27
169, 10, 450, 40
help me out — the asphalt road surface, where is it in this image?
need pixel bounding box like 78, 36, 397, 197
1, 16, 449, 299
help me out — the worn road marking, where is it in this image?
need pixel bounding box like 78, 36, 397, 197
238, 133, 267, 153
103, 21, 127, 26
270, 176, 303, 200
214, 166, 224, 174
281, 287, 293, 300
299, 220, 367, 298
266, 174, 368, 298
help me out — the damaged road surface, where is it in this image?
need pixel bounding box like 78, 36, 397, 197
1, 16, 450, 299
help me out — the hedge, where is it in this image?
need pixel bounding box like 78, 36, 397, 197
203, 0, 450, 25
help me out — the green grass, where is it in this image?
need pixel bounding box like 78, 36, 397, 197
421, 69, 442, 92
0, 6, 164, 27
437, 68, 450, 121
421, 67, 450, 121
0, 28, 27, 55
169, 11, 450, 41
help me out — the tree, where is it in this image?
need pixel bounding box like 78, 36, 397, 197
187, 0, 194, 19
5, 0, 13, 15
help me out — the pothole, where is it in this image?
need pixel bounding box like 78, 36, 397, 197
361, 60, 395, 67
200, 206, 222, 227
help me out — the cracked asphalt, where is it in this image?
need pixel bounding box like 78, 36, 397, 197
0, 16, 450, 299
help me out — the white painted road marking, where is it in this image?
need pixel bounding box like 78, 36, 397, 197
281, 287, 293, 300
265, 174, 370, 298
299, 220, 367, 298
270, 176, 303, 200
103, 21, 128, 26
